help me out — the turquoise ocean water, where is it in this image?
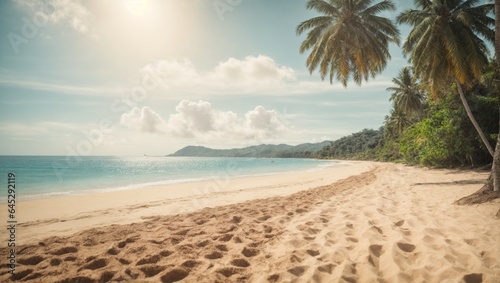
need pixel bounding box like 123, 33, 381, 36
0, 156, 339, 200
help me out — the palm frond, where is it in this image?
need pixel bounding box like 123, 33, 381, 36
297, 0, 400, 86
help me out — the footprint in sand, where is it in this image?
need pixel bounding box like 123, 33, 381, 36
160, 268, 189, 283
82, 258, 108, 270
287, 266, 308, 277
317, 263, 336, 274
267, 274, 280, 282
258, 215, 272, 222
55, 276, 94, 283
204, 251, 223, 260
125, 267, 140, 279
264, 226, 273, 234
137, 254, 161, 265
196, 239, 210, 248
149, 239, 164, 245
10, 269, 33, 281
169, 236, 184, 245
462, 273, 483, 283
118, 258, 131, 265
64, 255, 77, 261
106, 243, 123, 254
340, 263, 358, 282
231, 215, 243, 224
218, 233, 233, 242
231, 258, 250, 268
347, 237, 359, 243
139, 265, 165, 278
464, 238, 480, 247
306, 249, 320, 257
318, 217, 329, 223
181, 260, 200, 269
217, 267, 243, 278
99, 271, 115, 282
290, 254, 303, 263
174, 229, 190, 236
50, 258, 62, 266
216, 244, 228, 252
396, 242, 416, 253
17, 255, 45, 265
295, 208, 308, 214
242, 247, 259, 257
368, 244, 383, 268
117, 237, 136, 248
51, 246, 78, 255
369, 244, 384, 258
394, 220, 405, 227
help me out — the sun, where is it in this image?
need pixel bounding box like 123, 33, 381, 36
126, 0, 151, 17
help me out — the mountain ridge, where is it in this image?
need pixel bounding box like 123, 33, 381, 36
168, 141, 331, 158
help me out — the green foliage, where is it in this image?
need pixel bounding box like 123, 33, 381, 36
397, 0, 494, 96
398, 92, 498, 167
302, 1, 498, 169
297, 0, 400, 86
317, 129, 383, 159
387, 67, 426, 116
399, 107, 469, 166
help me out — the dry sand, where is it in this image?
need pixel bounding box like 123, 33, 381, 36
1, 162, 499, 282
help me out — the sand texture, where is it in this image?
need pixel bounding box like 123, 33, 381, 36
1, 162, 499, 282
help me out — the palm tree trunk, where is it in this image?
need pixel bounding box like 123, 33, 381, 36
455, 81, 495, 157
493, 0, 500, 192
496, 1, 500, 59
493, 119, 500, 191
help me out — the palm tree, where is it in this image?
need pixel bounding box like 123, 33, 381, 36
386, 107, 411, 136
387, 67, 425, 117
397, 0, 495, 157
296, 0, 400, 87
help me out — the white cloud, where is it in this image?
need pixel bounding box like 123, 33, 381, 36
245, 106, 288, 138
120, 106, 166, 133
211, 55, 295, 85
140, 55, 394, 97
120, 100, 289, 140
141, 55, 300, 95
14, 0, 90, 33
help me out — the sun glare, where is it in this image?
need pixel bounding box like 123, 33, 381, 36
89, 0, 198, 69
126, 0, 151, 16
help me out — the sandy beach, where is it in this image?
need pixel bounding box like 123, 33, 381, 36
1, 161, 499, 282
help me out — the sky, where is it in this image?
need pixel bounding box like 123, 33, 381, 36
0, 0, 416, 156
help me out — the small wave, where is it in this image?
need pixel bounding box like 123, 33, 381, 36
15, 190, 76, 200
89, 178, 207, 193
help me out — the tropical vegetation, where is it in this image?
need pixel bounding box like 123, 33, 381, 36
298, 0, 499, 195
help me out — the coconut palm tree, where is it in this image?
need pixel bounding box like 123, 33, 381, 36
296, 0, 400, 86
387, 67, 425, 117
386, 107, 411, 136
397, 0, 495, 156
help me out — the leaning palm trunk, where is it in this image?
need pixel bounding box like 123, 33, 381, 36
493, 120, 500, 191
492, 1, 500, 192
456, 81, 495, 157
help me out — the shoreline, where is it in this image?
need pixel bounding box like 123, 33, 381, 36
10, 161, 371, 245
1, 157, 342, 202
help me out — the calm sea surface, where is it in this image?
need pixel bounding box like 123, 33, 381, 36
0, 156, 339, 199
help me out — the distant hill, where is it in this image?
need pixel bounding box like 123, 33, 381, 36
168, 141, 331, 158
